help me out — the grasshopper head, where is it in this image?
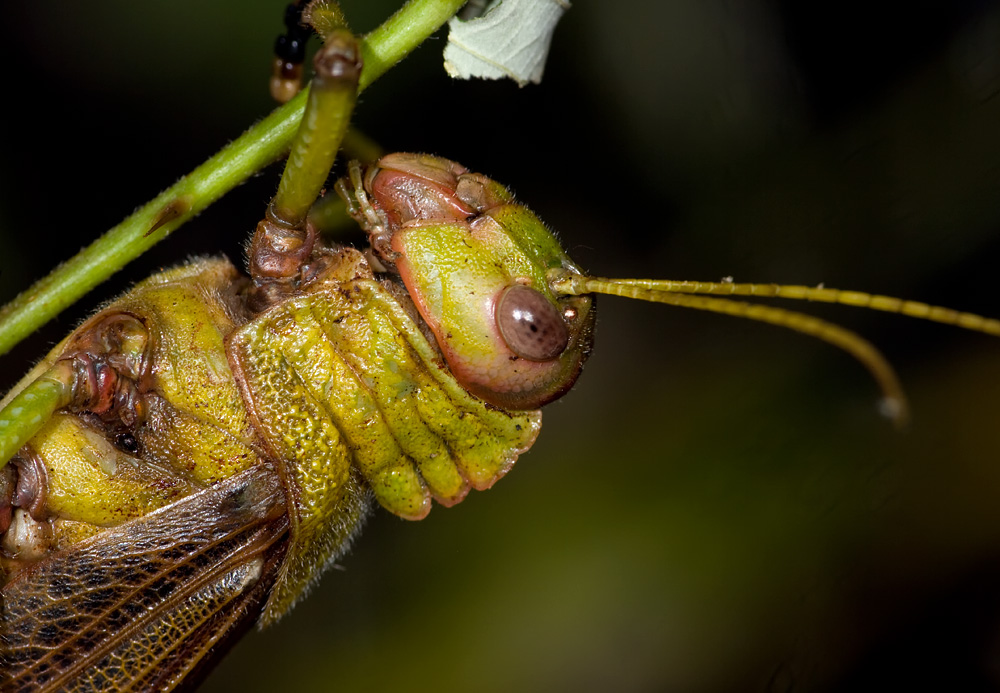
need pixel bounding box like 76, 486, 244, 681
340, 153, 596, 410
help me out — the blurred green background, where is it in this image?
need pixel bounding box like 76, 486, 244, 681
3, 1, 1000, 690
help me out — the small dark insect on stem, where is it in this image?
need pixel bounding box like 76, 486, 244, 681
270, 2, 312, 103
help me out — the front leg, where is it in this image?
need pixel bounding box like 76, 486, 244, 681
248, 27, 362, 312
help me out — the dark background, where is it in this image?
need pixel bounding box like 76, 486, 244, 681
3, 1, 1000, 690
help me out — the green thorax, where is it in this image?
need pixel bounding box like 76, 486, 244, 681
5, 259, 266, 558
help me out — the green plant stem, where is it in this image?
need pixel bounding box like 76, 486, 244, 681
0, 0, 466, 358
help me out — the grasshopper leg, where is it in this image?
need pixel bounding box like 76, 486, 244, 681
249, 28, 362, 312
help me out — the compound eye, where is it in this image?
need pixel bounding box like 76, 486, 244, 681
496, 285, 570, 362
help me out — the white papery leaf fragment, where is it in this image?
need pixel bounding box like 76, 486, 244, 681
444, 0, 570, 87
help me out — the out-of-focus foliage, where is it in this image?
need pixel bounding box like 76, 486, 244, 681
2, 0, 1000, 690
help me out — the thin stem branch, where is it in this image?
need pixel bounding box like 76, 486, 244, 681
0, 0, 466, 358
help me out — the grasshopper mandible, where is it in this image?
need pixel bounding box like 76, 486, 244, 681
2, 2, 999, 691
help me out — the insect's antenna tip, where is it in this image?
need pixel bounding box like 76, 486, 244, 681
548, 271, 919, 430
879, 396, 910, 429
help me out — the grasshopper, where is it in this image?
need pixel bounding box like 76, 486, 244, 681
2, 2, 999, 690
